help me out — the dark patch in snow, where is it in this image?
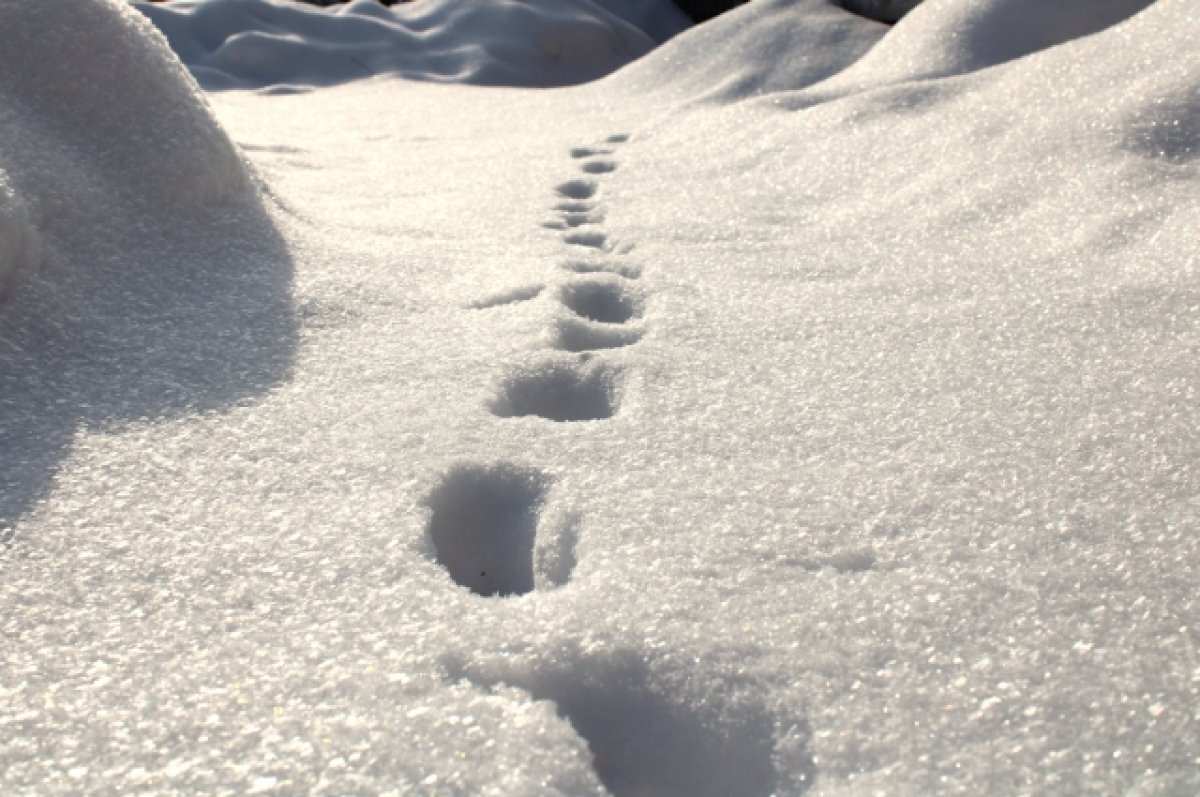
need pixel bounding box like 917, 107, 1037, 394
555, 179, 599, 200
570, 146, 614, 159
580, 159, 618, 175
554, 199, 597, 213
560, 210, 605, 228
559, 277, 642, 324
448, 647, 814, 797
424, 462, 575, 596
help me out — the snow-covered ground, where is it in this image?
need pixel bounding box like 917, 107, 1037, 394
2, 0, 1198, 794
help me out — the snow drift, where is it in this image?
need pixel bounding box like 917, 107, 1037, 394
0, 0, 250, 290
135, 0, 668, 89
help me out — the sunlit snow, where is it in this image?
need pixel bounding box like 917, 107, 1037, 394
1, 0, 1197, 794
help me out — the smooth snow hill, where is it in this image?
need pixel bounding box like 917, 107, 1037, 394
135, 0, 679, 89
1, 0, 1198, 795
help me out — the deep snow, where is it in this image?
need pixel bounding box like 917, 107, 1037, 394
1, 0, 1198, 794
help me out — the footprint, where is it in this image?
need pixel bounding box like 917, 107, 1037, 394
560, 260, 642, 280
556, 179, 599, 200
554, 200, 596, 213
558, 275, 642, 325
545, 212, 605, 232
549, 316, 643, 353
423, 463, 577, 596
489, 356, 624, 422
580, 160, 618, 175
562, 230, 611, 251
570, 147, 614, 159
606, 134, 630, 144
561, 210, 604, 228
445, 646, 813, 797
468, 284, 544, 309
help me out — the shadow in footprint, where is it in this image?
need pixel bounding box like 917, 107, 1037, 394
556, 179, 599, 200
606, 134, 630, 144
570, 147, 614, 159
468, 284, 543, 309
424, 463, 577, 597
549, 317, 643, 353
448, 646, 813, 797
555, 200, 596, 214
561, 211, 604, 228
559, 276, 642, 325
490, 357, 623, 422
563, 231, 610, 251
580, 160, 617, 175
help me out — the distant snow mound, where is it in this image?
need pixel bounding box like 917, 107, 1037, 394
824, 0, 1158, 89
135, 0, 661, 90
588, 0, 692, 44
607, 0, 886, 104
0, 0, 250, 289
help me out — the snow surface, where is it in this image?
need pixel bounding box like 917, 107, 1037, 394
136, 0, 676, 89
2, 0, 1199, 794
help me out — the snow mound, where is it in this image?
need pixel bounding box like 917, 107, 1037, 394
135, 0, 661, 90
0, 0, 250, 287
814, 0, 1157, 95
588, 0, 692, 44
607, 0, 886, 103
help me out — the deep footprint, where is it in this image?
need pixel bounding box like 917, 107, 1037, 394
559, 276, 642, 324
554, 200, 596, 213
549, 317, 643, 352
570, 147, 614, 159
424, 463, 577, 596
448, 647, 812, 797
556, 179, 599, 200
561, 210, 604, 228
580, 160, 618, 175
562, 230, 610, 251
490, 357, 623, 422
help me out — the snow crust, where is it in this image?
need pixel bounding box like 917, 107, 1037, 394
2, 0, 1199, 794
135, 0, 667, 89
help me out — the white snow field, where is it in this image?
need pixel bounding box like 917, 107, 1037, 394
1, 0, 1198, 794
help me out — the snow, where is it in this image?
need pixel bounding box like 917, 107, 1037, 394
2, 0, 1199, 794
136, 0, 670, 89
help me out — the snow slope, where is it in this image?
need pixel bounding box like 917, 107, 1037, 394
136, 0, 671, 89
2, 0, 1198, 795
0, 0, 249, 290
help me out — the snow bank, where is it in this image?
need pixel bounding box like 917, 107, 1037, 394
588, 0, 692, 44
135, 0, 664, 89
0, 0, 250, 288
607, 0, 886, 104
811, 0, 1157, 95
